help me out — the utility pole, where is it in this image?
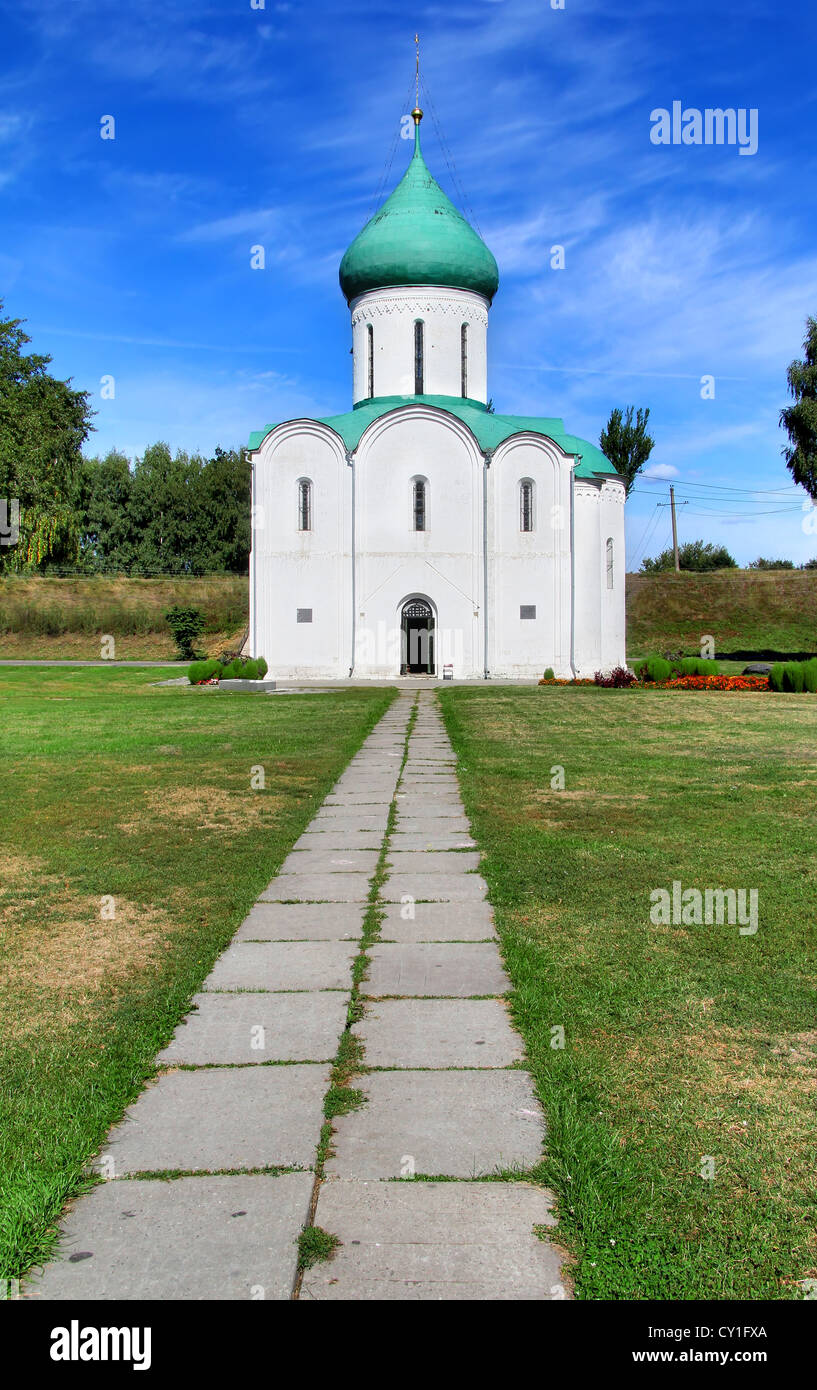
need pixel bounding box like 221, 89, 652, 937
670, 484, 680, 573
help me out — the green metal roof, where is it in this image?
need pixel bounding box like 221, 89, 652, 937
338, 121, 499, 304
248, 394, 618, 480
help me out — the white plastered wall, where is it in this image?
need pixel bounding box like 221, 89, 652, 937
352, 406, 484, 677
488, 435, 574, 678
572, 477, 626, 677
249, 421, 351, 677
350, 285, 489, 403
599, 479, 627, 670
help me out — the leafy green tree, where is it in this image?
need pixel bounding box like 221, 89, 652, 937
194, 447, 251, 574
780, 317, 817, 498
74, 444, 251, 574
76, 450, 137, 571
599, 406, 655, 497
130, 443, 203, 574
748, 557, 795, 570
0, 302, 93, 570
641, 539, 737, 573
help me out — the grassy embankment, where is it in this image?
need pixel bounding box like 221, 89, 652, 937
0, 667, 393, 1282
440, 684, 817, 1300
627, 569, 817, 660
1, 570, 814, 664
0, 575, 248, 660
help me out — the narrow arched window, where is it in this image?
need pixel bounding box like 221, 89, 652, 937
606, 537, 614, 589
461, 323, 468, 397
367, 323, 374, 399
413, 478, 427, 532
520, 479, 535, 532
414, 320, 424, 395
298, 478, 313, 532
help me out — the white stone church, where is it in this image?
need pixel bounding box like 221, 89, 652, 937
248, 108, 625, 679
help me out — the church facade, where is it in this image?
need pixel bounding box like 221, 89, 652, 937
248, 109, 625, 679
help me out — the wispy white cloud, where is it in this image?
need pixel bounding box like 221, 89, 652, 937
643, 462, 679, 479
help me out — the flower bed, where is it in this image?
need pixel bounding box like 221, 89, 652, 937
660, 674, 769, 691
538, 673, 770, 691
538, 677, 596, 687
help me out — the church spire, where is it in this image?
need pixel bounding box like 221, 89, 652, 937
411, 33, 423, 142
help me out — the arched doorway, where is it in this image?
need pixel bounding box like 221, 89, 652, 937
400, 598, 435, 675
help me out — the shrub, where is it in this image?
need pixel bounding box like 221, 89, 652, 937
241, 658, 259, 680
768, 663, 785, 692
638, 655, 673, 683
165, 605, 205, 660
188, 657, 221, 684
749, 557, 796, 570
782, 661, 805, 693
768, 659, 817, 693
594, 666, 637, 687
543, 667, 555, 681
641, 540, 737, 573
257, 657, 268, 678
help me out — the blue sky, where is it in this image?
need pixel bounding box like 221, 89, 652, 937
2, 0, 816, 566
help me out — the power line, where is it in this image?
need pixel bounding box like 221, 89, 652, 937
630, 503, 661, 560
631, 504, 664, 567
367, 74, 417, 223
420, 76, 483, 235
671, 507, 804, 519
636, 503, 800, 519
634, 478, 798, 496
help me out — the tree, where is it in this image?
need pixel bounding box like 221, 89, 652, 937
194, 447, 251, 574
76, 450, 137, 571
748, 557, 795, 570
780, 316, 817, 498
130, 443, 203, 574
599, 406, 654, 497
0, 302, 93, 570
641, 539, 737, 573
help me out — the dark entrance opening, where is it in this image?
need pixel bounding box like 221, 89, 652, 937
401, 600, 435, 675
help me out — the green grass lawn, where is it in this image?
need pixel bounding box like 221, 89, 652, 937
439, 685, 817, 1300
0, 668, 393, 1284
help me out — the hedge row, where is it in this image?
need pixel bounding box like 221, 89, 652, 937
188, 656, 268, 684
769, 659, 817, 693
636, 655, 719, 682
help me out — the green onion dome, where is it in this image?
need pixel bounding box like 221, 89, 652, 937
339, 114, 499, 304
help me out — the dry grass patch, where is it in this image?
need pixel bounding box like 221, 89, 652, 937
116, 785, 287, 835
0, 856, 181, 1033
583, 1019, 817, 1170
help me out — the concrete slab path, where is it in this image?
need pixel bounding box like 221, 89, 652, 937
25, 691, 567, 1302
